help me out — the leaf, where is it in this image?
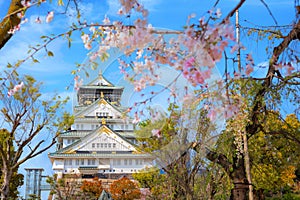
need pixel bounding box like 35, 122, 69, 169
58, 0, 64, 6
33, 59, 40, 63
6, 63, 13, 68
47, 51, 54, 57
68, 38, 72, 48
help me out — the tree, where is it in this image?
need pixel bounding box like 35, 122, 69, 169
47, 174, 84, 200
109, 176, 141, 200
80, 177, 103, 199
134, 105, 218, 200
0, 71, 73, 199
249, 113, 300, 196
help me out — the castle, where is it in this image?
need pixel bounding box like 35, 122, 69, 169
48, 71, 153, 180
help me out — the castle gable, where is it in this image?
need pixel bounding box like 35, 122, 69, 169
75, 98, 123, 119
89, 73, 114, 86
62, 125, 136, 154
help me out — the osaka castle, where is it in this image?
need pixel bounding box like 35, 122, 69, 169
48, 72, 153, 179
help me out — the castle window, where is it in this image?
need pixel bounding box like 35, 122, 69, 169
135, 159, 139, 165
97, 143, 100, 148
129, 159, 132, 165
92, 143, 95, 148
124, 159, 128, 165
76, 159, 80, 165
68, 159, 72, 165
81, 159, 84, 165
108, 143, 111, 148
88, 159, 95, 165
113, 143, 116, 148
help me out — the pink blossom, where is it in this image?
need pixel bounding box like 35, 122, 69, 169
21, 18, 28, 24
74, 76, 83, 91
46, 11, 54, 23
89, 26, 96, 33
35, 17, 42, 23
151, 129, 161, 138
184, 57, 195, 69
245, 64, 254, 75
102, 15, 110, 25
207, 109, 217, 121
142, 9, 149, 17
132, 112, 140, 124
7, 82, 24, 97
195, 71, 205, 84
286, 62, 295, 75
216, 8, 222, 18
84, 42, 92, 50
230, 44, 239, 53
8, 24, 20, 34
21, 0, 31, 7
119, 0, 136, 13
201, 69, 211, 79
81, 34, 90, 44
117, 8, 124, 15
234, 71, 241, 78
17, 12, 24, 19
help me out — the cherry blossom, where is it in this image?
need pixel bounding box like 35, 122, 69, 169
216, 8, 222, 18
74, 75, 83, 91
35, 17, 42, 24
46, 11, 54, 23
7, 82, 24, 97
102, 15, 110, 25
21, 0, 31, 7
8, 25, 20, 34
151, 129, 161, 138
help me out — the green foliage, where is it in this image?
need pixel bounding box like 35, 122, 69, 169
249, 112, 300, 193
132, 167, 161, 189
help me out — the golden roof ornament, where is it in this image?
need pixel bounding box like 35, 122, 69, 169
99, 70, 103, 80
101, 118, 106, 125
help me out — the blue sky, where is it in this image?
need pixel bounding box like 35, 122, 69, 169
0, 0, 297, 198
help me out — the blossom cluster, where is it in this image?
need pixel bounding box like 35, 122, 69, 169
7, 82, 24, 97
7, 1, 52, 35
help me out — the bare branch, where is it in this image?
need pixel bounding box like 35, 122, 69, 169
259, 0, 278, 25
222, 0, 246, 24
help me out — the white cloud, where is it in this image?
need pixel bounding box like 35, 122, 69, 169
106, 0, 120, 16
140, 0, 162, 12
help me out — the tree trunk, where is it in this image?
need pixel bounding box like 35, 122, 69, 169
1, 167, 13, 200
229, 154, 249, 200
0, 0, 24, 50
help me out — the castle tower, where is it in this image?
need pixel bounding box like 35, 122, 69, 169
48, 71, 152, 179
